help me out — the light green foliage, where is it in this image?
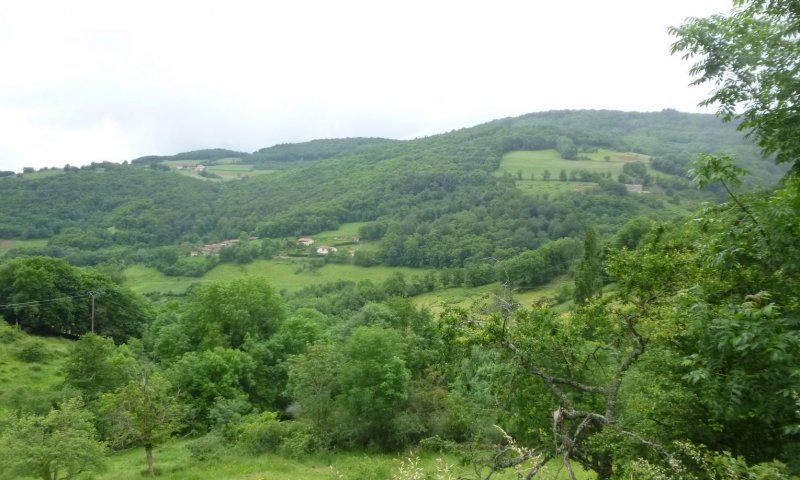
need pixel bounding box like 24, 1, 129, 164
13, 338, 50, 362
0, 328, 74, 419
336, 325, 412, 449
0, 238, 47, 256
63, 333, 136, 399
671, 1, 800, 171
243, 308, 324, 408
499, 238, 582, 289
689, 153, 747, 191
181, 277, 286, 350
235, 411, 322, 458
123, 260, 436, 297
286, 343, 341, 432
0, 397, 106, 480
101, 368, 184, 477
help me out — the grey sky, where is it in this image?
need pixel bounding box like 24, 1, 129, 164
0, 0, 732, 172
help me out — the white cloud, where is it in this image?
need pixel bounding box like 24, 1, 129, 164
0, 0, 732, 172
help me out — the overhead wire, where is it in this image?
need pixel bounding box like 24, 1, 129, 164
0, 292, 95, 310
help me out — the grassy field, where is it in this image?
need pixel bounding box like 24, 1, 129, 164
501, 148, 651, 177
414, 275, 572, 313
98, 439, 593, 480
124, 259, 435, 295
498, 149, 655, 195
0, 325, 71, 420
0, 238, 48, 256
162, 159, 274, 181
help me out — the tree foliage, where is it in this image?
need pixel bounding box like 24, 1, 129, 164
573, 225, 602, 304
0, 257, 150, 340
0, 397, 106, 480
671, 1, 800, 172
101, 367, 184, 477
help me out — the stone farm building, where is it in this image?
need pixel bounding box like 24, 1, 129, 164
316, 245, 338, 255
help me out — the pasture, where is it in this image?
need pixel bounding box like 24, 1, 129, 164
162, 158, 274, 180
123, 259, 436, 295
0, 238, 48, 256
414, 275, 572, 313
0, 325, 71, 420
498, 148, 654, 195
97, 439, 592, 480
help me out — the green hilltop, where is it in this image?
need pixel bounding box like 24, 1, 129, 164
0, 110, 781, 280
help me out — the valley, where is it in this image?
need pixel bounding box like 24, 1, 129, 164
0, 108, 797, 480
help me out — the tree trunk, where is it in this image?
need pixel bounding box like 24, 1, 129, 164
145, 444, 155, 477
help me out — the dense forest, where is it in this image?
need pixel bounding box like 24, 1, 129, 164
0, 110, 783, 280
2, 2, 800, 478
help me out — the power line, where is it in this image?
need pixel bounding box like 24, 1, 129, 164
0, 292, 95, 310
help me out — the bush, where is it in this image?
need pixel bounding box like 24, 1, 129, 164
278, 421, 327, 458
236, 412, 285, 454
0, 323, 22, 343
14, 340, 50, 363
235, 412, 325, 457
186, 431, 228, 461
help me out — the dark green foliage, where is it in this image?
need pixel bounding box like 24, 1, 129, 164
3, 97, 799, 477
248, 137, 395, 168
131, 148, 248, 166
0, 257, 151, 340
0, 110, 781, 276
574, 225, 602, 304
556, 135, 578, 160
168, 347, 256, 429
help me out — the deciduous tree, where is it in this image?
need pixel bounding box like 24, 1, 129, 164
101, 367, 183, 477
0, 397, 106, 480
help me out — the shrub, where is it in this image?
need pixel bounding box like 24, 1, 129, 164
186, 431, 228, 461
278, 421, 327, 458
236, 412, 285, 454
235, 412, 326, 457
14, 340, 50, 363
0, 323, 22, 343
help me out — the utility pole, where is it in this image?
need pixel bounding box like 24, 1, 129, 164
89, 291, 98, 333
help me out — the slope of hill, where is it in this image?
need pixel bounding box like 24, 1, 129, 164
0, 110, 782, 275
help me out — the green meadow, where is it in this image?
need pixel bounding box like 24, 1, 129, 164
95, 443, 592, 480
500, 148, 651, 178
0, 238, 47, 256
498, 149, 656, 195
414, 275, 572, 313
163, 159, 274, 180
124, 259, 436, 295
0, 325, 71, 420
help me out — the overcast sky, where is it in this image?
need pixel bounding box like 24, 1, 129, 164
0, 0, 733, 172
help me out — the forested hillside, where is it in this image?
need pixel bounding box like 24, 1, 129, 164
2, 94, 799, 479
0, 110, 781, 277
